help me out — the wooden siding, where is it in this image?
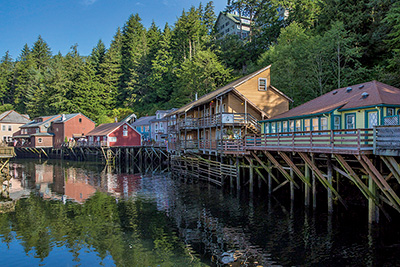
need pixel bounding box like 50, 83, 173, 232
108, 124, 141, 147
235, 68, 289, 118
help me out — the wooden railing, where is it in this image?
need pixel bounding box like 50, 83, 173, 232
177, 113, 261, 132
374, 125, 400, 156
0, 147, 15, 157
244, 129, 374, 153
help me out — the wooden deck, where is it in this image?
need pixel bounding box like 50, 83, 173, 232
174, 129, 375, 155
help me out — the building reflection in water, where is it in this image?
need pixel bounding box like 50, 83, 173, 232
8, 160, 143, 203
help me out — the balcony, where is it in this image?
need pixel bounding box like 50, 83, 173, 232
177, 113, 261, 133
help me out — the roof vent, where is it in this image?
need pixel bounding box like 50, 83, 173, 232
333, 90, 338, 95
346, 87, 352, 93
362, 92, 369, 99
359, 85, 364, 89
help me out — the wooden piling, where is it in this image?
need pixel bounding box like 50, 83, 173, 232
368, 175, 379, 223
305, 163, 310, 206
327, 155, 333, 214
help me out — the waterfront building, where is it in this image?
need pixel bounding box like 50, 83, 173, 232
85, 122, 142, 147
13, 114, 61, 148
51, 113, 95, 148
0, 110, 30, 145
150, 109, 176, 146
131, 115, 155, 143
13, 113, 95, 148
260, 81, 400, 134
167, 65, 292, 154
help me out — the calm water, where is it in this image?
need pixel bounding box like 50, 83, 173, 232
0, 159, 400, 266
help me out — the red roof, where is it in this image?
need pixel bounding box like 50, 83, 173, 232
268, 81, 400, 120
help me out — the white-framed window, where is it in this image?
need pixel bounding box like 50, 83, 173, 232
89, 136, 93, 142
155, 123, 158, 130
123, 125, 128, 130
109, 137, 117, 142
38, 138, 42, 143
8, 126, 11, 131
321, 117, 328, 130
160, 123, 163, 129
258, 78, 267, 91
97, 136, 100, 142
36, 128, 39, 133
346, 114, 356, 129
271, 122, 276, 133
2, 125, 6, 131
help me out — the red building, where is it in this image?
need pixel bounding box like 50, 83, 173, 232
51, 113, 95, 148
86, 122, 142, 147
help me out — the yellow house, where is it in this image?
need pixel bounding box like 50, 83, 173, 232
0, 110, 30, 145
167, 65, 292, 153
260, 81, 400, 133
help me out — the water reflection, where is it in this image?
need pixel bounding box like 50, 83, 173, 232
0, 159, 399, 266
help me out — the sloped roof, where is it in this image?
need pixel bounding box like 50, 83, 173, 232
266, 81, 400, 121
216, 12, 251, 27
86, 122, 124, 136
132, 116, 156, 126
168, 65, 291, 117
52, 113, 95, 124
0, 110, 30, 124
21, 115, 61, 128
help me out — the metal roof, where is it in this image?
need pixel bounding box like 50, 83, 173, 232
131, 116, 156, 126
0, 110, 30, 124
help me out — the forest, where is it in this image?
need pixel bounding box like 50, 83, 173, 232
0, 0, 399, 123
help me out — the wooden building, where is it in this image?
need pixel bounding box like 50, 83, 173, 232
13, 115, 61, 148
51, 113, 95, 148
167, 65, 292, 154
0, 110, 30, 145
261, 81, 400, 134
86, 122, 142, 147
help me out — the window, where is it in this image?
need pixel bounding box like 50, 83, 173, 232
321, 117, 328, 130
38, 138, 42, 143
8, 125, 11, 131
97, 136, 100, 142
282, 121, 288, 132
304, 119, 311, 131
109, 137, 117, 142
295, 120, 301, 132
345, 114, 355, 129
123, 130, 128, 137
56, 128, 59, 132
258, 78, 267, 91
2, 125, 5, 131
221, 104, 226, 113
36, 128, 39, 133
265, 122, 270, 133
155, 123, 158, 130
289, 120, 294, 132
79, 118, 82, 123
157, 114, 160, 119
312, 118, 319, 131
271, 122, 276, 133
160, 123, 163, 129
388, 108, 395, 116
277, 122, 281, 133
123, 125, 128, 130
334, 116, 341, 130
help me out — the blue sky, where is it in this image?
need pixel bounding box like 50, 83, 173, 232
0, 0, 226, 59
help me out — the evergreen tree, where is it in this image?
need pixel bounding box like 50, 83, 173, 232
120, 14, 148, 107
90, 39, 106, 74
0, 51, 15, 105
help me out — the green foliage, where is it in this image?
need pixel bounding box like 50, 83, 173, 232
0, 1, 398, 121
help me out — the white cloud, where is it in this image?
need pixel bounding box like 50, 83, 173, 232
135, 2, 144, 6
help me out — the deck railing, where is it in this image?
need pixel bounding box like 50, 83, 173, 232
244, 129, 374, 153
178, 113, 261, 132
384, 115, 400, 125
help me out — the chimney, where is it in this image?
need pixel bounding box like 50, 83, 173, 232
115, 117, 118, 123
195, 92, 198, 101
61, 114, 66, 121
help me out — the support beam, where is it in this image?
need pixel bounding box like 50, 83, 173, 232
262, 151, 299, 189
327, 155, 333, 214
305, 163, 310, 206
381, 156, 400, 184
250, 152, 280, 184
298, 152, 346, 208
278, 152, 311, 186
369, 175, 379, 223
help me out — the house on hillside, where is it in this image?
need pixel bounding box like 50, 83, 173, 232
215, 11, 251, 39
13, 115, 61, 148
166, 65, 292, 154
0, 110, 31, 145
132, 115, 155, 143
85, 122, 141, 147
51, 113, 95, 148
260, 81, 400, 133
